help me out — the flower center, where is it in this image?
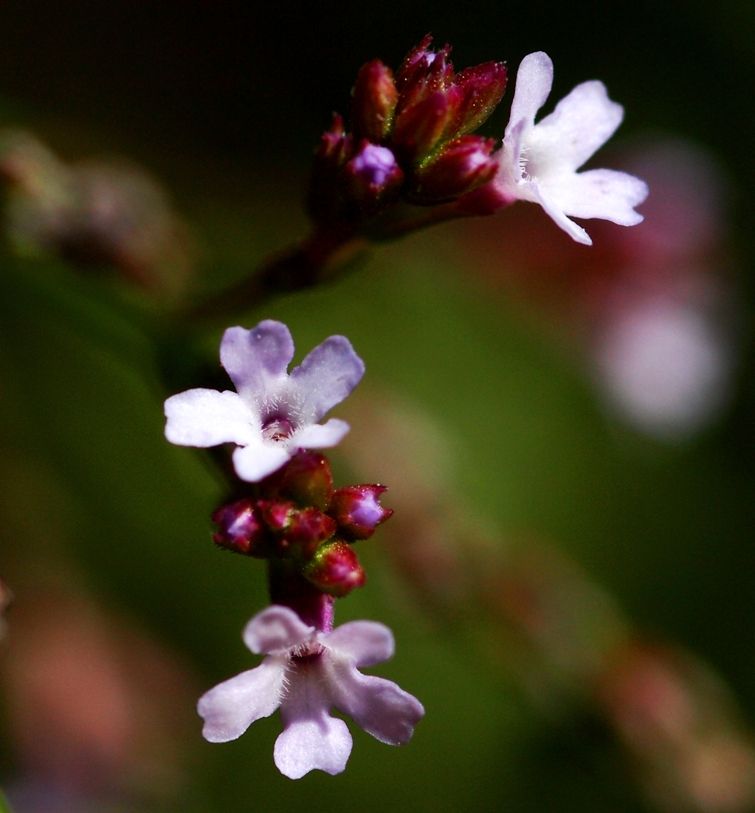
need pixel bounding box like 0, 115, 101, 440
291, 641, 325, 662
262, 417, 296, 442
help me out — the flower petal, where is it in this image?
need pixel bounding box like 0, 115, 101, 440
290, 336, 365, 422
243, 605, 314, 654
328, 659, 424, 746
534, 80, 623, 170
292, 418, 350, 450
275, 666, 352, 779
324, 621, 394, 667
543, 168, 649, 225
197, 658, 285, 743
232, 440, 291, 482
164, 388, 257, 447
532, 183, 593, 245
220, 322, 294, 402
504, 51, 553, 140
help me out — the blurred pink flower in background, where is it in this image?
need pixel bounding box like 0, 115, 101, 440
0, 581, 198, 812
462, 138, 738, 439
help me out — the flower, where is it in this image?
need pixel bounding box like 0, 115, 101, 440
492, 51, 648, 245
197, 605, 424, 779
164, 321, 365, 481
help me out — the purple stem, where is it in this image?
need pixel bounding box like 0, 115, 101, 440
268, 562, 334, 632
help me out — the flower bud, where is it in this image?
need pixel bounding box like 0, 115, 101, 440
413, 136, 498, 201
258, 499, 296, 534
263, 451, 334, 510
329, 484, 393, 540
344, 142, 403, 210
392, 92, 454, 163
352, 60, 398, 142
281, 507, 337, 559
395, 36, 454, 113
303, 541, 366, 597
212, 498, 269, 556
308, 114, 354, 223
451, 62, 508, 137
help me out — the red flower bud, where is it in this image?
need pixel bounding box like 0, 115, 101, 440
211, 498, 269, 556
258, 499, 296, 534
413, 136, 498, 201
395, 35, 454, 113
392, 91, 453, 162
303, 540, 366, 597
352, 60, 398, 142
281, 507, 337, 559
329, 484, 393, 540
451, 61, 508, 137
262, 451, 334, 510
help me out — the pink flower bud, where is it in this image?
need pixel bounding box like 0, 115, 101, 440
303, 541, 366, 597
413, 135, 498, 201
352, 59, 399, 142
329, 484, 393, 540
211, 498, 269, 556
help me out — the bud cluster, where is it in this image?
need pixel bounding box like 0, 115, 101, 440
309, 35, 507, 224
212, 451, 392, 597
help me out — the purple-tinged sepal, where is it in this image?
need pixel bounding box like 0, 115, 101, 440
329, 485, 393, 540
303, 541, 366, 597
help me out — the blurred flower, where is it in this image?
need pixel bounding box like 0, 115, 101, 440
164, 320, 364, 481
198, 605, 424, 779
593, 298, 732, 439
0, 129, 194, 298
1, 583, 197, 812
491, 52, 648, 245
460, 138, 737, 440
598, 642, 755, 812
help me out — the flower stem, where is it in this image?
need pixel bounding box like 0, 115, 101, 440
268, 561, 334, 632
183, 225, 368, 325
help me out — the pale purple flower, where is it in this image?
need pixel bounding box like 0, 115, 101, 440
198, 605, 424, 779
493, 51, 648, 245
164, 321, 364, 481
351, 144, 399, 187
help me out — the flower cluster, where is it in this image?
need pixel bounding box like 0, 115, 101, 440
307, 38, 647, 248
164, 320, 422, 777
159, 35, 652, 783
309, 35, 507, 221
212, 451, 392, 596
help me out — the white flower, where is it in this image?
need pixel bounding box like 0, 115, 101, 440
593, 299, 730, 439
493, 51, 648, 245
164, 320, 365, 481
198, 605, 424, 779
